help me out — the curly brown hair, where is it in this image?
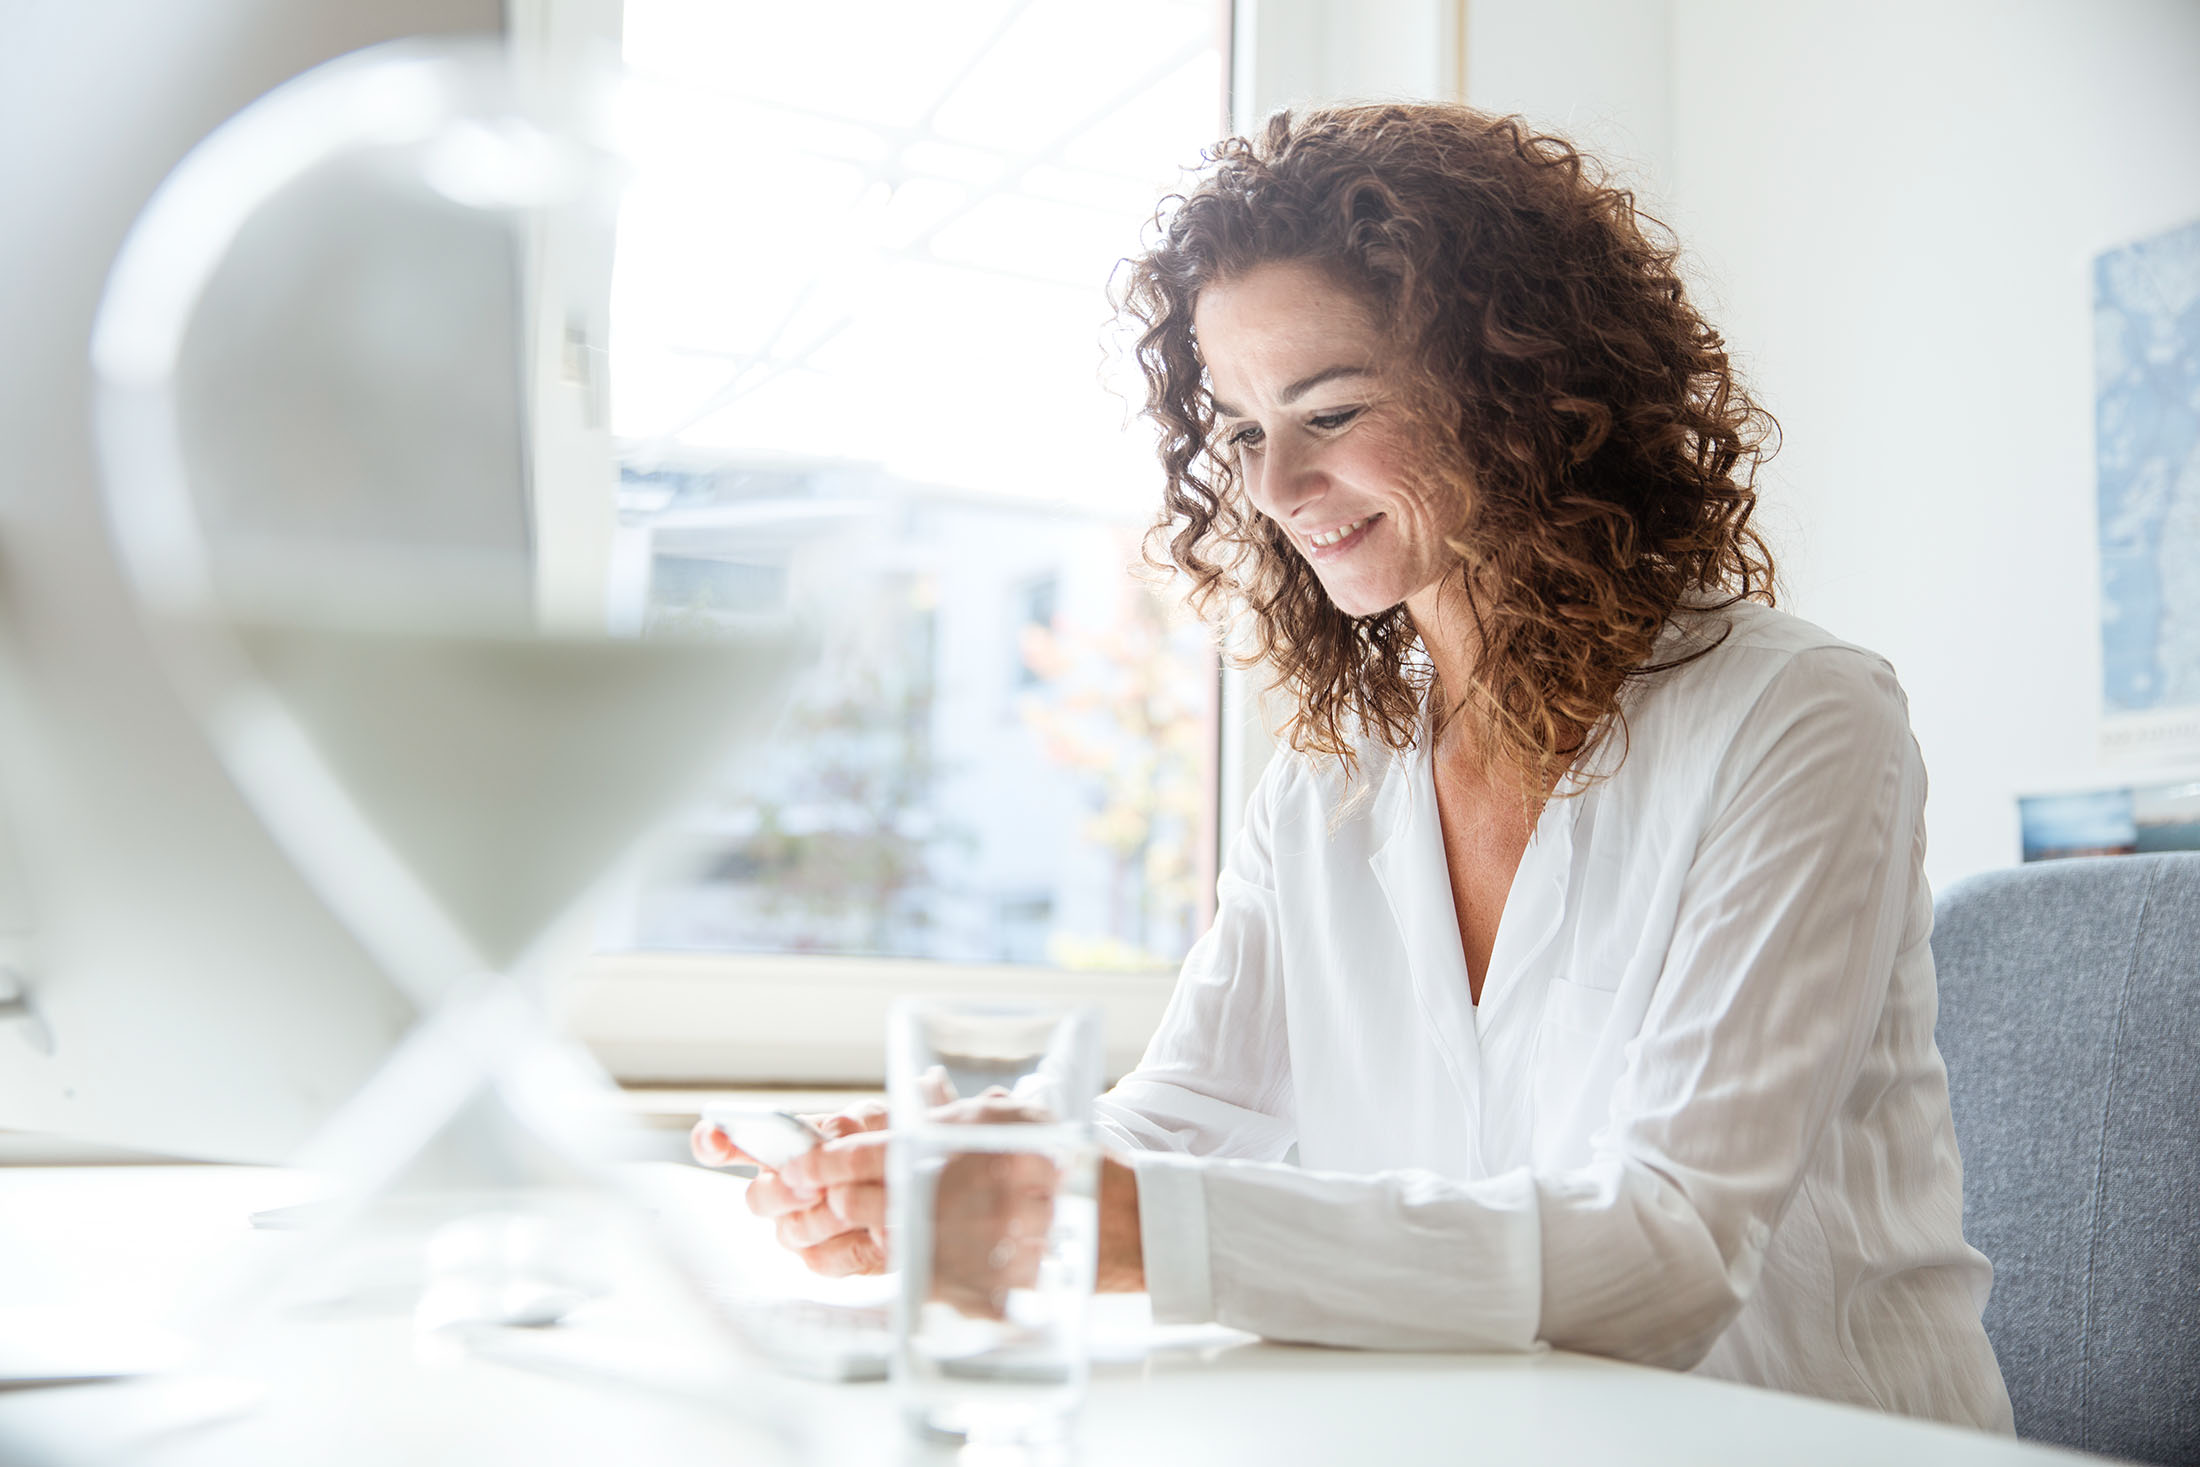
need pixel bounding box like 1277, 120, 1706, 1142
1119, 103, 1777, 789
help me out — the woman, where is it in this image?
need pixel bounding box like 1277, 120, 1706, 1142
699, 103, 2013, 1433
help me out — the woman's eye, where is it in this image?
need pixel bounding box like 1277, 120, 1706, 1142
1308, 407, 1364, 431
1225, 423, 1265, 449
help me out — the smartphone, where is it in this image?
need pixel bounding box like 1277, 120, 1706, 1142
700, 1104, 830, 1171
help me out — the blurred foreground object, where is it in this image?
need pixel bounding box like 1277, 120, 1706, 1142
37, 34, 819, 1459
90, 36, 807, 1005
888, 999, 1102, 1448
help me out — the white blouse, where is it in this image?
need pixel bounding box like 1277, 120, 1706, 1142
1094, 601, 2013, 1433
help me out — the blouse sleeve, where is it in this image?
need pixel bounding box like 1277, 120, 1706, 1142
1127, 648, 1929, 1359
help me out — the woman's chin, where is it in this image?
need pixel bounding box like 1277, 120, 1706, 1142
1321, 584, 1408, 620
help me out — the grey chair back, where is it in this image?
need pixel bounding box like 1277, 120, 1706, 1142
1932, 851, 2200, 1465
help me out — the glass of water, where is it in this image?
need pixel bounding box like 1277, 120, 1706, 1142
887, 999, 1104, 1447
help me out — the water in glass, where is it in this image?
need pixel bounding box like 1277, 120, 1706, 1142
888, 1001, 1102, 1447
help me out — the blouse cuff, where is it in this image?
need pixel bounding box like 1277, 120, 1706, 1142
1131, 1150, 1214, 1324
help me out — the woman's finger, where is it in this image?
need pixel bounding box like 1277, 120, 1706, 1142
744, 1169, 820, 1218
690, 1120, 735, 1166
777, 1200, 865, 1252
808, 1101, 889, 1140
918, 1066, 957, 1107
779, 1130, 889, 1194
800, 1229, 887, 1278
826, 1179, 887, 1229
690, 1121, 761, 1170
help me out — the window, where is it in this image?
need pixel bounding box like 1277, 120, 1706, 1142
571, 0, 1233, 1079
1012, 575, 1058, 693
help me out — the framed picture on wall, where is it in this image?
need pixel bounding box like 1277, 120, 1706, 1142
2095, 216, 2200, 765
2018, 779, 2200, 862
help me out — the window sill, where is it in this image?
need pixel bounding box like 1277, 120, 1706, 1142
561, 951, 1178, 1086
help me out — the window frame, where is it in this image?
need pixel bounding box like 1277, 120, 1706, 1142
554, 0, 1464, 1085
562, 951, 1181, 1085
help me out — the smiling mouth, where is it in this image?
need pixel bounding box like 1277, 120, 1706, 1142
1305, 514, 1380, 556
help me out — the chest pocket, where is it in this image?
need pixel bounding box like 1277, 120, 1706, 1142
1531, 977, 1619, 1167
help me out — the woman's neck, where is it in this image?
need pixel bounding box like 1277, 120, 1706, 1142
1406, 575, 1485, 757
1407, 574, 1586, 794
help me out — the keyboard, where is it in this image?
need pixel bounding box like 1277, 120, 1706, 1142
714, 1294, 893, 1383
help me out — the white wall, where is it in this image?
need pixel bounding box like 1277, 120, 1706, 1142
1236, 0, 1461, 128
1464, 0, 2200, 891
1663, 1, 2200, 888
1464, 0, 1674, 202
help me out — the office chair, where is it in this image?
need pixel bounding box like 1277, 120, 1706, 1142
1933, 851, 2200, 1465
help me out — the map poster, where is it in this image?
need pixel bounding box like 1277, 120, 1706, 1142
2097, 216, 2200, 764
2019, 779, 2200, 861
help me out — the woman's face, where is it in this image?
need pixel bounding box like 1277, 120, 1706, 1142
1194, 260, 1465, 620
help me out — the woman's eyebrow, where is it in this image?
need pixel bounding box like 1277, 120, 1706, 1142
1210, 364, 1375, 419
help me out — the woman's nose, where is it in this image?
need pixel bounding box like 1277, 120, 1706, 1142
1245, 438, 1324, 522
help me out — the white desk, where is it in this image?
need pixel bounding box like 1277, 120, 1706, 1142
0, 1165, 2093, 1467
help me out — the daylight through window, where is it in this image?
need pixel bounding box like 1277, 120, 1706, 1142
605, 0, 1229, 970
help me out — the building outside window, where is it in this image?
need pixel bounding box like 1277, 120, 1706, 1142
597, 0, 1231, 995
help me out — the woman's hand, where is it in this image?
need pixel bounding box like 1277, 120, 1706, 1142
691, 1102, 892, 1277
1095, 1152, 1144, 1294
698, 1096, 1146, 1306
773, 1091, 1047, 1305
